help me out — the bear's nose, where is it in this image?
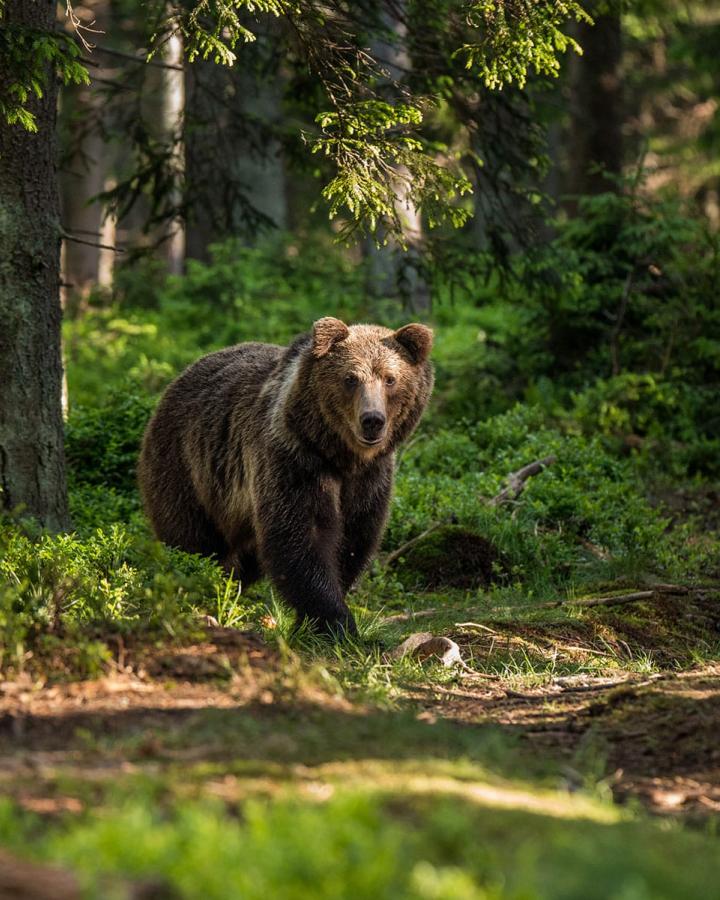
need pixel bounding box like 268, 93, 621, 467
360, 411, 386, 439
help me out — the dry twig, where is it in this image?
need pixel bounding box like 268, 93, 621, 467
489, 454, 557, 506
61, 231, 125, 254
381, 581, 718, 625
382, 455, 557, 568
486, 582, 718, 615
381, 520, 447, 568
65, 1, 104, 52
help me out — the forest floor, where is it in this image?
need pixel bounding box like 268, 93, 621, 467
2, 582, 720, 898
2, 601, 719, 823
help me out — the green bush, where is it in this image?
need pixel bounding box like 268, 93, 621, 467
429, 185, 720, 467
0, 517, 237, 673
65, 390, 156, 494
3, 791, 720, 900
391, 405, 668, 592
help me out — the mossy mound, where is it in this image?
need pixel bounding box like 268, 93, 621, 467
395, 525, 505, 590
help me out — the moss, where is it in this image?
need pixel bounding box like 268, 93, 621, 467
396, 525, 506, 590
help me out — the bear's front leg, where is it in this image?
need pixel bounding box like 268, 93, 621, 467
255, 471, 357, 638
339, 462, 394, 593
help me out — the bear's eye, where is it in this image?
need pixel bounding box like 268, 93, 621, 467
384, 374, 397, 387
344, 374, 359, 389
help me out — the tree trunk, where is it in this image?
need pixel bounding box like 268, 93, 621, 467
566, 6, 623, 200
162, 28, 186, 275
143, 17, 185, 273
363, 4, 430, 314
0, 0, 69, 530
59, 0, 115, 307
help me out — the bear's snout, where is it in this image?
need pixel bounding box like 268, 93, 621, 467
360, 410, 387, 443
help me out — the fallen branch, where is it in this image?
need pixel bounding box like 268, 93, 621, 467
382, 606, 463, 624
504, 688, 547, 700
455, 622, 498, 634
489, 454, 557, 506
557, 674, 665, 694
410, 682, 497, 701
486, 582, 716, 615
381, 519, 448, 568
382, 456, 556, 568
551, 589, 655, 609
381, 582, 718, 625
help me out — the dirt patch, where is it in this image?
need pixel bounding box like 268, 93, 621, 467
449, 590, 720, 670
0, 630, 285, 753
136, 628, 275, 680
410, 666, 720, 819
403, 593, 720, 819
0, 849, 81, 900
396, 525, 505, 590
2, 612, 719, 826
0, 627, 358, 763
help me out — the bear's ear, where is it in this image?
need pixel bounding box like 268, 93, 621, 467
393, 323, 433, 364
312, 317, 350, 358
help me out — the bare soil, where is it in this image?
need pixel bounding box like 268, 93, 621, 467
395, 525, 504, 589
1, 609, 719, 824
409, 666, 720, 818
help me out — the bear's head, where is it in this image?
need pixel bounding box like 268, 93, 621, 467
309, 317, 434, 459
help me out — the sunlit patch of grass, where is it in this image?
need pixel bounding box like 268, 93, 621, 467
2, 776, 720, 900
212, 574, 250, 629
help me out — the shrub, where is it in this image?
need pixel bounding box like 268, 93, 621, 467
390, 405, 668, 592
0, 517, 237, 673
65, 390, 156, 494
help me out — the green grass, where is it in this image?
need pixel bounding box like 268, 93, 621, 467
3, 773, 720, 899
2, 674, 720, 899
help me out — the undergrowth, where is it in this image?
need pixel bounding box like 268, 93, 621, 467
3, 214, 720, 678
1, 215, 720, 895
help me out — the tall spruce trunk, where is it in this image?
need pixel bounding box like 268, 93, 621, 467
566, 7, 623, 200
0, 0, 69, 530
143, 19, 185, 274
362, 3, 430, 315
60, 0, 115, 306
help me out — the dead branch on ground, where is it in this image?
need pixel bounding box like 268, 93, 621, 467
489, 454, 557, 506
379, 582, 719, 624
381, 455, 557, 567
494, 582, 711, 614
381, 520, 448, 568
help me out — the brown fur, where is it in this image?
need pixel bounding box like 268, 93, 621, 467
138, 318, 433, 635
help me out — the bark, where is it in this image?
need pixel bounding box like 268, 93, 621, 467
143, 19, 185, 273
59, 0, 115, 305
566, 7, 623, 201
162, 29, 186, 275
0, 0, 69, 530
363, 5, 430, 314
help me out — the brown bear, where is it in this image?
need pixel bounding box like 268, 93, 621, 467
138, 317, 433, 636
